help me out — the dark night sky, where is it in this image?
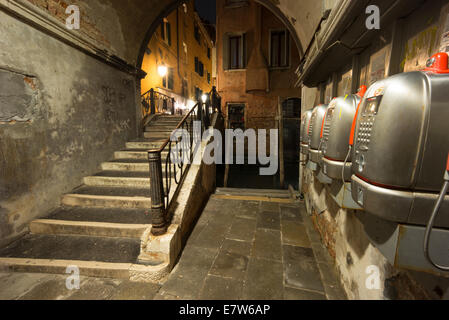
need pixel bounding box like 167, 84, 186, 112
195, 0, 216, 24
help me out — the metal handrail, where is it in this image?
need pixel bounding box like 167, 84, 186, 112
147, 86, 221, 236
141, 88, 176, 117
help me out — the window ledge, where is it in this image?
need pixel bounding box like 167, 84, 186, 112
269, 66, 291, 71
225, 1, 249, 9
224, 69, 246, 72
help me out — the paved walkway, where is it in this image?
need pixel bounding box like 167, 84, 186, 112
0, 193, 346, 300
0, 272, 161, 300
155, 195, 347, 300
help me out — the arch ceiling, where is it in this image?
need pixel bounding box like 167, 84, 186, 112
65, 0, 326, 68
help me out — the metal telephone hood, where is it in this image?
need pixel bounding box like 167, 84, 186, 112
300, 110, 313, 156
322, 86, 367, 182
308, 104, 329, 165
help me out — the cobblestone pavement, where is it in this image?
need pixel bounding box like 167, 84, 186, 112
155, 196, 347, 300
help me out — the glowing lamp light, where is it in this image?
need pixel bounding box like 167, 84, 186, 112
201, 94, 208, 103
158, 65, 168, 77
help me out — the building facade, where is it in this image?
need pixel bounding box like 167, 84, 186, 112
141, 0, 214, 113
216, 0, 301, 131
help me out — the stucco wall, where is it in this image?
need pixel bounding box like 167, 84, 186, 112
0, 11, 137, 246
216, 1, 301, 131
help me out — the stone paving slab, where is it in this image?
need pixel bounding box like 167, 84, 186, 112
283, 245, 324, 292
242, 257, 284, 300
252, 229, 282, 261
158, 195, 348, 300
257, 211, 281, 230
199, 275, 243, 300
281, 221, 311, 248
227, 217, 257, 242
0, 272, 161, 300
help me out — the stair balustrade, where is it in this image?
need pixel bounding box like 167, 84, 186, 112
148, 88, 221, 236
141, 88, 176, 117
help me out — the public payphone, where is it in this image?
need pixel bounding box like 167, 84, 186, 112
321, 86, 367, 181
350, 52, 449, 229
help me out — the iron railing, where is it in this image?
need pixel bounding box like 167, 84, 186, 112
141, 88, 176, 117
148, 87, 222, 236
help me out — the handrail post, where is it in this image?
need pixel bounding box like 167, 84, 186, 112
205, 99, 211, 128
148, 150, 167, 236
217, 96, 222, 114
150, 88, 156, 115
211, 86, 222, 114
197, 100, 203, 123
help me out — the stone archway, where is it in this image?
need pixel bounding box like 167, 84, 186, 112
136, 0, 305, 71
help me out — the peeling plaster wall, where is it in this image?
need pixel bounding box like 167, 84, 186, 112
0, 11, 137, 246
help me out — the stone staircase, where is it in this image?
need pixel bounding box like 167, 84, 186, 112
0, 114, 184, 281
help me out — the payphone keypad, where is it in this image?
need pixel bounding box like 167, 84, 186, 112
357, 119, 374, 145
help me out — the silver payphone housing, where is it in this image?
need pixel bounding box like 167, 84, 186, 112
300, 110, 313, 155
351, 70, 449, 228
322, 94, 362, 181
308, 104, 328, 164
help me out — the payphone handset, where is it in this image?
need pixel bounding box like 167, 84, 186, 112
349, 85, 368, 147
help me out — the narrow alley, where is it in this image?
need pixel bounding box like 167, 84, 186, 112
1, 0, 449, 307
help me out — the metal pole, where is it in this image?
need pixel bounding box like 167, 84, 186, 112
148, 151, 167, 235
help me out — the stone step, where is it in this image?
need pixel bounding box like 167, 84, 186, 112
0, 258, 133, 279
158, 116, 184, 120
62, 186, 151, 209
114, 150, 169, 160
144, 132, 171, 139
0, 234, 140, 264
46, 207, 152, 225
0, 234, 170, 280
62, 194, 151, 209
126, 141, 165, 149
149, 121, 181, 127
149, 122, 182, 126
145, 127, 175, 133
101, 159, 150, 172
30, 219, 149, 239
83, 171, 151, 188
215, 188, 292, 199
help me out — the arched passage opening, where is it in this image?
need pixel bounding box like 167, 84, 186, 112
136, 0, 303, 71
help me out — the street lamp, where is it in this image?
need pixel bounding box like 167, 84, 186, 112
158, 65, 168, 77
201, 94, 208, 103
